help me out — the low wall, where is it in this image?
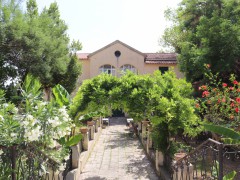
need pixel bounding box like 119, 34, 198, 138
138, 121, 171, 180
66, 118, 104, 180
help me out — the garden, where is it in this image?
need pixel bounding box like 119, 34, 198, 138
1, 67, 240, 179
1, 0, 240, 179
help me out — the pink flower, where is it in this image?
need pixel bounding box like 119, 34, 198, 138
230, 103, 235, 107
229, 87, 234, 91
222, 83, 227, 87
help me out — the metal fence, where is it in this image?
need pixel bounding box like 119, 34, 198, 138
171, 138, 240, 180
0, 144, 69, 180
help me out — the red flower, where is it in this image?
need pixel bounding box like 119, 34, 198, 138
217, 99, 221, 104
235, 107, 239, 113
222, 83, 227, 87
195, 103, 200, 108
237, 89, 240, 93
229, 87, 234, 91
233, 80, 238, 85
202, 91, 210, 97
236, 97, 240, 104
202, 85, 207, 90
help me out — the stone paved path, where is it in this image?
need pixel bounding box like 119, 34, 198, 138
80, 117, 159, 180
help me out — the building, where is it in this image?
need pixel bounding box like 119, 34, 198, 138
77, 40, 183, 82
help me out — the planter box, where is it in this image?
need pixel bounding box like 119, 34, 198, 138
80, 127, 88, 134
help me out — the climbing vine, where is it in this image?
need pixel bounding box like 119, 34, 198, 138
70, 70, 201, 163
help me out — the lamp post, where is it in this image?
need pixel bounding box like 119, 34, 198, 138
114, 50, 121, 76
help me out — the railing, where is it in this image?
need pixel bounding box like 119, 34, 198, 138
0, 144, 68, 180
171, 138, 240, 180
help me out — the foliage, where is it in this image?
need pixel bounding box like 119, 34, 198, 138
162, 0, 240, 82
150, 71, 200, 156
0, 0, 81, 96
52, 84, 71, 107
70, 70, 201, 159
70, 73, 119, 119
223, 171, 237, 180
196, 65, 240, 128
204, 124, 240, 144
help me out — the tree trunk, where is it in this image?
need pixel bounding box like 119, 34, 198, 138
43, 87, 52, 101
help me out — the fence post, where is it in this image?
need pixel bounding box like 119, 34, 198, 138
11, 146, 16, 180
218, 143, 223, 180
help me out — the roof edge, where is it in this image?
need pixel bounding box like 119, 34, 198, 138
88, 40, 146, 58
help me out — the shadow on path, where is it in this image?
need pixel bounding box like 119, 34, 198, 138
80, 117, 158, 180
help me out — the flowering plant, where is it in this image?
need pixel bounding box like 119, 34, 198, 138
0, 75, 76, 169
196, 65, 240, 129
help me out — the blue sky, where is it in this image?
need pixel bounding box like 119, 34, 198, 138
32, 0, 181, 53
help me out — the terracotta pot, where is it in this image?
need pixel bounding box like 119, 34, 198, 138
174, 153, 186, 161
80, 127, 88, 134
87, 121, 94, 126
142, 120, 149, 125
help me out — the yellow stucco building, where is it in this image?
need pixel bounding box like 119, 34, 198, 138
77, 40, 183, 82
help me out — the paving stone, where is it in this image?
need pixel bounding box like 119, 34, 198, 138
80, 117, 159, 180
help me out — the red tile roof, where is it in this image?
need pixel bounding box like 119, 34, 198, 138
76, 53, 89, 60
145, 60, 177, 64
144, 53, 177, 64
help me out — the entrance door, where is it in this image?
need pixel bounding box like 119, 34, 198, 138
112, 109, 125, 117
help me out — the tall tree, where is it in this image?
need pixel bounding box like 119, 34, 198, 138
0, 0, 82, 97
162, 0, 240, 82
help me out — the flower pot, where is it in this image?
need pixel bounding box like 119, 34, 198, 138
142, 120, 149, 125
80, 127, 88, 134
87, 121, 94, 126
174, 153, 186, 161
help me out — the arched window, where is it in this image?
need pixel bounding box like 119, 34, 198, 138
99, 64, 116, 75
120, 64, 137, 74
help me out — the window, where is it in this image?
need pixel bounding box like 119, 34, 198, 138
99, 64, 116, 75
120, 64, 137, 74
159, 67, 169, 74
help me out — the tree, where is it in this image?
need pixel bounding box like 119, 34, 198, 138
59, 55, 81, 94
0, 0, 82, 98
162, 0, 240, 82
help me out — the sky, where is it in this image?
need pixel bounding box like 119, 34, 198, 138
30, 0, 182, 53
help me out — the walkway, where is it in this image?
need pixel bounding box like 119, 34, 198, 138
80, 117, 159, 180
